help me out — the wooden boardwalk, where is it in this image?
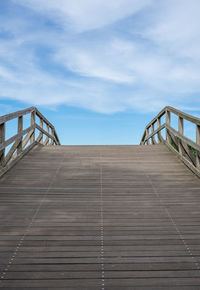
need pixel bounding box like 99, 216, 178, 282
1, 144, 200, 289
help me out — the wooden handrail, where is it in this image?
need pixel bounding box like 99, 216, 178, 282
141, 106, 200, 177
0, 107, 35, 124
0, 107, 60, 178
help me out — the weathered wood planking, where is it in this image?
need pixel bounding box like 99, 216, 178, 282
0, 144, 200, 289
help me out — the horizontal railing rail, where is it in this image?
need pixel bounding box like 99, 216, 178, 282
140, 106, 200, 177
0, 106, 60, 177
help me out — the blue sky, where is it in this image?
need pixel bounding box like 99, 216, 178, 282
1, 0, 200, 144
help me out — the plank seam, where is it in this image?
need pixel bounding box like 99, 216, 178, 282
0, 152, 65, 281
100, 152, 105, 290
146, 174, 200, 273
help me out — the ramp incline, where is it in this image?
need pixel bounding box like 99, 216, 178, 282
0, 145, 200, 289
0, 107, 200, 289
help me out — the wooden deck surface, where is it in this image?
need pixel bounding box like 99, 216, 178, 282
0, 144, 200, 289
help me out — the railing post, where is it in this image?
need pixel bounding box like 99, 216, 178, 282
0, 123, 5, 166
45, 124, 49, 145
166, 110, 171, 144
157, 117, 162, 143
145, 128, 150, 145
50, 128, 55, 145
151, 123, 155, 144
17, 116, 23, 155
40, 118, 43, 144
31, 111, 35, 144
196, 124, 200, 167
178, 116, 184, 155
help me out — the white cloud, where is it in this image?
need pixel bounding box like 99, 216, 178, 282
145, 0, 200, 59
14, 0, 152, 31
0, 0, 200, 114
54, 39, 136, 83
54, 35, 200, 95
0, 66, 17, 82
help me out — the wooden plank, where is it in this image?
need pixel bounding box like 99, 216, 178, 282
0, 145, 200, 288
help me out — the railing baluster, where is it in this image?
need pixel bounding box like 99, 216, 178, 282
31, 111, 35, 144
44, 124, 49, 145
196, 124, 200, 144
166, 110, 171, 144
51, 128, 55, 145
196, 124, 200, 167
40, 118, 43, 144
151, 123, 155, 144
157, 117, 162, 143
146, 128, 150, 145
178, 117, 183, 134
178, 116, 184, 155
17, 116, 23, 155
0, 123, 5, 166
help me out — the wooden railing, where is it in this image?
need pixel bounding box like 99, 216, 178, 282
141, 106, 200, 177
0, 107, 60, 177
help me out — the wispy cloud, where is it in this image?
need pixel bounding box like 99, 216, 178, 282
0, 0, 200, 114
14, 0, 152, 31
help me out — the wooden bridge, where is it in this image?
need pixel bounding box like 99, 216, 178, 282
0, 107, 200, 289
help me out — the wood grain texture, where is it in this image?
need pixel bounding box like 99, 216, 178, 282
0, 144, 200, 289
